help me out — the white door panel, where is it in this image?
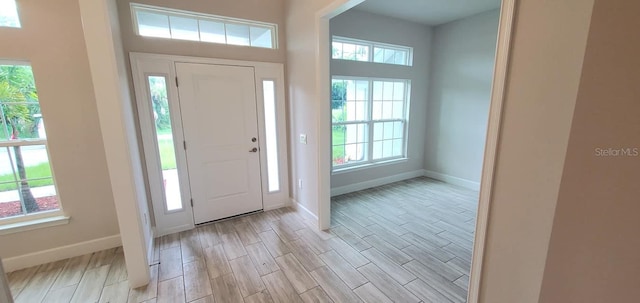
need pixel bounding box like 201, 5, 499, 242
176, 63, 262, 223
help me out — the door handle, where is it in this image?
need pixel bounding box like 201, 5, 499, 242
249, 147, 258, 153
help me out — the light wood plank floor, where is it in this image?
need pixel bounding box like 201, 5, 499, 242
7, 177, 478, 303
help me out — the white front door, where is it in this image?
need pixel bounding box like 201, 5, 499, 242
176, 63, 263, 224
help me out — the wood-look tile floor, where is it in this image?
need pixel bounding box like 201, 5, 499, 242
7, 177, 478, 303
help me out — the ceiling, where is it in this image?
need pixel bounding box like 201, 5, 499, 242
353, 0, 501, 26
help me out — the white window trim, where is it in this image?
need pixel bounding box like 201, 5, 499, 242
0, 62, 64, 228
331, 76, 411, 172
130, 3, 278, 49
332, 157, 408, 175
0, 212, 69, 236
332, 36, 413, 66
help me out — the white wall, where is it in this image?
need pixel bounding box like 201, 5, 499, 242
285, 0, 326, 216
330, 10, 432, 190
425, 10, 499, 184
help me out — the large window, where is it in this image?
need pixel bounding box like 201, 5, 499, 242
332, 36, 413, 66
332, 77, 410, 169
131, 3, 277, 49
0, 0, 21, 28
0, 63, 60, 221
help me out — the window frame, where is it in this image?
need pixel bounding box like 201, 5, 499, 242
0, 62, 64, 226
332, 36, 413, 66
0, 0, 21, 28
331, 76, 411, 172
130, 3, 278, 49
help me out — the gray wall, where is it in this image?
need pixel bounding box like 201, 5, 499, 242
330, 10, 432, 189
424, 10, 500, 183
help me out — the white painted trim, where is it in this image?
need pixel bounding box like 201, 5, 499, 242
79, 0, 151, 288
316, 0, 368, 231
130, 53, 290, 233
290, 199, 318, 221
423, 170, 481, 191
130, 54, 195, 237
468, 0, 517, 302
331, 170, 425, 196
147, 229, 155, 266
0, 215, 69, 236
1, 235, 121, 272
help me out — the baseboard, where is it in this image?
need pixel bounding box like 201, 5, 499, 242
263, 201, 290, 212
330, 169, 425, 196
423, 170, 481, 191
290, 198, 318, 221
147, 228, 155, 266
2, 234, 122, 272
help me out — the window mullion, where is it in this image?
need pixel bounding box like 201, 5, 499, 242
0, 104, 11, 139
367, 79, 374, 162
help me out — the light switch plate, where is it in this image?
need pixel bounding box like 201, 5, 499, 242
299, 134, 307, 144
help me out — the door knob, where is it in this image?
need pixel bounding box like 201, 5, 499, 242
249, 147, 258, 153
251, 137, 257, 142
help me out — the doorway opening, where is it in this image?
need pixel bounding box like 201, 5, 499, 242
317, 0, 515, 301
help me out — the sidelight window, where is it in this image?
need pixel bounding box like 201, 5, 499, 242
146, 75, 182, 212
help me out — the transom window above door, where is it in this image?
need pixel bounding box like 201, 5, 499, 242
331, 77, 411, 171
131, 3, 278, 49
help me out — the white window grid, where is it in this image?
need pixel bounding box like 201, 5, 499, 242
331, 77, 410, 171
131, 3, 278, 49
0, 73, 61, 223
332, 36, 413, 66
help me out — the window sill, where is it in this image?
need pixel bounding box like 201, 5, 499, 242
332, 158, 408, 175
0, 215, 70, 236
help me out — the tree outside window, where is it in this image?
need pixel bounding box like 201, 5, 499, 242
0, 64, 59, 219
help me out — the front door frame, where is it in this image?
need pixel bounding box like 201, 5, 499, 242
175, 62, 263, 224
130, 53, 290, 237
